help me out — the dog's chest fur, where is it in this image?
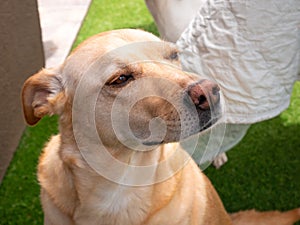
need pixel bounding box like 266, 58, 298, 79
39, 135, 153, 225
73, 171, 153, 225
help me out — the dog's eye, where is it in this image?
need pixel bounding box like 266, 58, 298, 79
169, 52, 178, 60
109, 74, 133, 86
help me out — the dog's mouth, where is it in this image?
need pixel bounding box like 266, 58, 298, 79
140, 103, 222, 146
198, 102, 222, 131
143, 140, 163, 146
198, 114, 219, 132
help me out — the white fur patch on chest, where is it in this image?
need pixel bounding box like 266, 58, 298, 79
74, 184, 152, 225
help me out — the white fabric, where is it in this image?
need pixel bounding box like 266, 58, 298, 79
145, 0, 203, 42
146, 0, 300, 164
177, 0, 300, 123
176, 0, 300, 163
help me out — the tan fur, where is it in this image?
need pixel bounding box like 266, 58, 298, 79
22, 29, 300, 225
231, 208, 300, 225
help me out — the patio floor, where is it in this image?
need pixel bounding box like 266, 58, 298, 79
38, 0, 92, 68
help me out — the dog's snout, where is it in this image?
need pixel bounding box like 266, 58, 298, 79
188, 80, 220, 110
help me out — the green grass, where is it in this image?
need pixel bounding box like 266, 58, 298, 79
73, 0, 158, 49
205, 82, 300, 222
0, 116, 58, 224
0, 0, 299, 224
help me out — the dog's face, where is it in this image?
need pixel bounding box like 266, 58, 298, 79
22, 29, 221, 151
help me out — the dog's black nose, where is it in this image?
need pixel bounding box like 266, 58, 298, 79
187, 80, 220, 110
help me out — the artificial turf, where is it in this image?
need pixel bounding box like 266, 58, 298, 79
0, 0, 299, 224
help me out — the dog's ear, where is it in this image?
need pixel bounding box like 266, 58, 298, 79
22, 69, 65, 126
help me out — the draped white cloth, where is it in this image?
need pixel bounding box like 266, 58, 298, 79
177, 0, 300, 123
146, 0, 300, 164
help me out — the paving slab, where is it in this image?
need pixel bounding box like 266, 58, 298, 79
38, 0, 92, 68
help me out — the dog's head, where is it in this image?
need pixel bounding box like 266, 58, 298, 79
22, 29, 222, 151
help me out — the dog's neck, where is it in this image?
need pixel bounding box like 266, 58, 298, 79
55, 116, 189, 223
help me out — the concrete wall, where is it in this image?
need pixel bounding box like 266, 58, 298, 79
0, 0, 44, 183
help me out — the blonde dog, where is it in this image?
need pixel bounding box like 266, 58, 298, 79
22, 29, 300, 225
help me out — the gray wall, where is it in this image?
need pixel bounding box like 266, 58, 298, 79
0, 0, 44, 183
